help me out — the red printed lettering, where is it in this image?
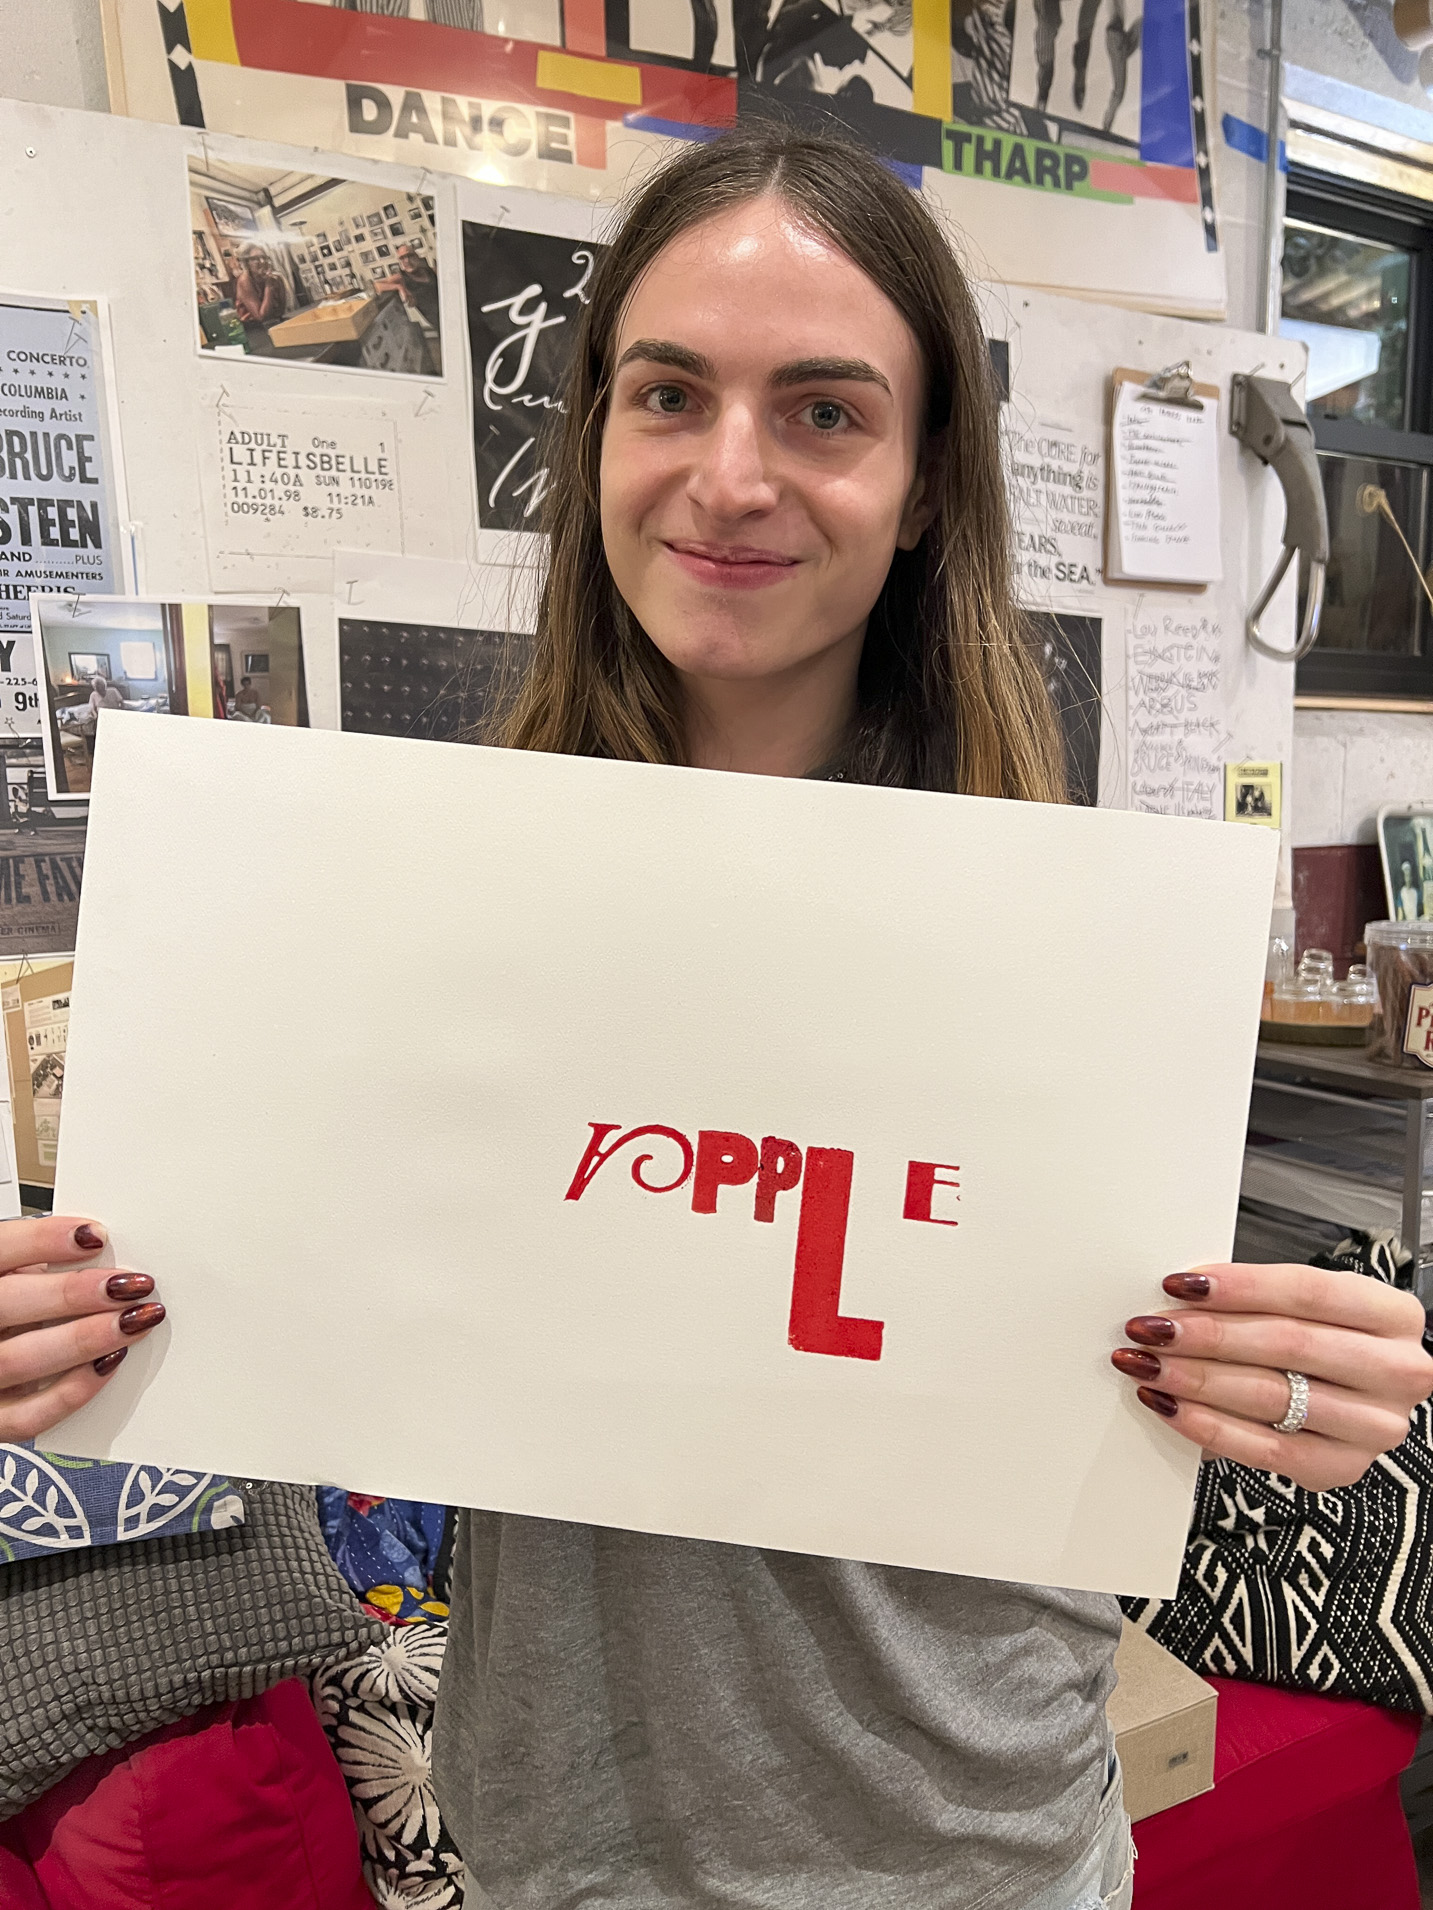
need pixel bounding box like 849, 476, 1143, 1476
788, 1146, 884, 1361
564, 1122, 694, 1200
753, 1136, 802, 1222
902, 1160, 960, 1227
692, 1130, 759, 1213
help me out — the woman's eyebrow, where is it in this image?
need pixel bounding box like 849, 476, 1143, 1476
770, 357, 892, 395
615, 339, 716, 377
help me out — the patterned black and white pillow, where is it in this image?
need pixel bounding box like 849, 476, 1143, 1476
314, 1620, 466, 1908
1122, 1230, 1433, 1713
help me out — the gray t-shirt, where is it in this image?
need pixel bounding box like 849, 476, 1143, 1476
432, 1513, 1122, 1909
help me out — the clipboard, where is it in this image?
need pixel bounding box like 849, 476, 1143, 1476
1103, 363, 1221, 592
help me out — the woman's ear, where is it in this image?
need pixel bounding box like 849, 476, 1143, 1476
895, 468, 936, 552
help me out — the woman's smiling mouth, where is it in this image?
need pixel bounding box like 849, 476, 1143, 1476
662, 541, 802, 589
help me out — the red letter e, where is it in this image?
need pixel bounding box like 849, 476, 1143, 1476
903, 1160, 960, 1227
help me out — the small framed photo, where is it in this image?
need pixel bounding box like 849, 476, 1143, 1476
1224, 761, 1281, 829
1378, 803, 1433, 922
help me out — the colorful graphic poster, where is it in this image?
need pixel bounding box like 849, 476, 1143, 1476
463, 221, 600, 531
107, 0, 1223, 313
0, 298, 122, 640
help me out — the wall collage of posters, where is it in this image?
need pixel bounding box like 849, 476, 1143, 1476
0, 0, 1222, 1190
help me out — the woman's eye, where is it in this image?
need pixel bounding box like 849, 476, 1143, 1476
644, 384, 688, 414
804, 400, 849, 433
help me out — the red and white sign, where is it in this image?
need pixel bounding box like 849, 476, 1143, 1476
50, 718, 1275, 1596
1405, 983, 1433, 1070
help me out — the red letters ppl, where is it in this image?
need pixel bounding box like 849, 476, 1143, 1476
564, 1122, 960, 1363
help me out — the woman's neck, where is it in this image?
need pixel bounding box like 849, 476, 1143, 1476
679, 627, 864, 778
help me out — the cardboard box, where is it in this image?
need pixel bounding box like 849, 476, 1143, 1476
1107, 1620, 1217, 1821
267, 294, 378, 348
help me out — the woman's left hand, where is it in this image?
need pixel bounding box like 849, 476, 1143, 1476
1111, 1263, 1433, 1491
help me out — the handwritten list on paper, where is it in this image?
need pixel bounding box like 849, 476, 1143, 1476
1004, 417, 1103, 596
1110, 384, 1222, 585
1125, 604, 1228, 819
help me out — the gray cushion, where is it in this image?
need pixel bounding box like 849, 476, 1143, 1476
0, 1480, 383, 1817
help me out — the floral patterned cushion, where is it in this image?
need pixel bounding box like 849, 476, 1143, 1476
0, 1446, 245, 1562
313, 1620, 465, 1909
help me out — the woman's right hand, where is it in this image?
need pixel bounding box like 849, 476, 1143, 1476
0, 1217, 162, 1442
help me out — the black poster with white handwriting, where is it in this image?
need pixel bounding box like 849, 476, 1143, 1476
1030, 611, 1101, 808
462, 222, 602, 533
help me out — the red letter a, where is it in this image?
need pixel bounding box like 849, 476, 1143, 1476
788, 1147, 883, 1361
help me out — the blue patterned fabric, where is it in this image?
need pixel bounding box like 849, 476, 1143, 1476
0, 1447, 246, 1563
317, 1489, 448, 1624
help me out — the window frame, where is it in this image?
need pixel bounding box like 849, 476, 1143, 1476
1286, 165, 1433, 700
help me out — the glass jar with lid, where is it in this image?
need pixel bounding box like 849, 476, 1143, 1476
1365, 920, 1433, 1070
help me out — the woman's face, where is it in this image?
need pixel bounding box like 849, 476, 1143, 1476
600, 196, 930, 690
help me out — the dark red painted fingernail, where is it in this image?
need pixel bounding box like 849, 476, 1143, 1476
93, 1348, 127, 1377
73, 1224, 105, 1252
118, 1302, 165, 1336
1163, 1273, 1212, 1300
1112, 1347, 1162, 1381
106, 1273, 154, 1301
1137, 1386, 1180, 1419
1126, 1315, 1177, 1347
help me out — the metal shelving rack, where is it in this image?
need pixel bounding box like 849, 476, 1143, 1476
1242, 1041, 1433, 1301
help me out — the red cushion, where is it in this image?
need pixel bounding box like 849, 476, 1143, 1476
1133, 1677, 1423, 1910
0, 1679, 371, 1910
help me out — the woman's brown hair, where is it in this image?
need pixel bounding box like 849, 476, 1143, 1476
493, 121, 1067, 802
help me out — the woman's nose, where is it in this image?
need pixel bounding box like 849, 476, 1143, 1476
686, 403, 777, 519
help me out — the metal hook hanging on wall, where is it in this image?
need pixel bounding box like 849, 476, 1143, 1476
1229, 373, 1329, 663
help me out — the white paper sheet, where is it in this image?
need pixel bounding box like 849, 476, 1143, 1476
332, 549, 541, 634
1125, 601, 1229, 819
1003, 413, 1104, 600
50, 719, 1276, 1596
206, 400, 401, 562
1110, 383, 1223, 585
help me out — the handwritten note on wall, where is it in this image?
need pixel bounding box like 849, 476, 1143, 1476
1125, 604, 1228, 819
213, 404, 400, 558
462, 222, 601, 533
1110, 385, 1222, 585
1004, 417, 1103, 596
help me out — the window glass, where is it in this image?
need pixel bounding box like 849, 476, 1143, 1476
1316, 453, 1427, 655
1281, 220, 1411, 430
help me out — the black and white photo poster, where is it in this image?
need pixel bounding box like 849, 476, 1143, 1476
463, 221, 601, 532
0, 297, 122, 643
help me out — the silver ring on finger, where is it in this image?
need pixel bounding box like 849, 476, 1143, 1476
1272, 1369, 1310, 1435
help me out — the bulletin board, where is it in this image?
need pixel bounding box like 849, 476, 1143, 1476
0, 96, 1302, 880
981, 281, 1306, 901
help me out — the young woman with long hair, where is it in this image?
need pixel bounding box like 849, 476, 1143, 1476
1, 125, 1427, 1908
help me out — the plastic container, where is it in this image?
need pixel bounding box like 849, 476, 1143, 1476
1365, 920, 1433, 1070
1261, 935, 1291, 1017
